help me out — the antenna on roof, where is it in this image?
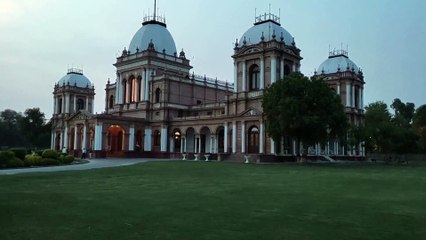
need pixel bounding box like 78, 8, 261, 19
154, 0, 157, 18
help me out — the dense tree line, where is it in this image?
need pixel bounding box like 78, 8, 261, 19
360, 99, 426, 154
0, 108, 51, 149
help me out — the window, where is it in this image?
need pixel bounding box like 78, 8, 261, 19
77, 99, 85, 110
109, 95, 114, 109
248, 126, 259, 154
130, 77, 136, 102
155, 88, 161, 103
249, 65, 260, 90
153, 130, 161, 146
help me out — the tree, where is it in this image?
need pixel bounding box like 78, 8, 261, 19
413, 105, 426, 152
262, 72, 348, 154
391, 98, 415, 125
0, 109, 24, 148
19, 108, 51, 148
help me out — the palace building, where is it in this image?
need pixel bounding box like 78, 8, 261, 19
51, 4, 365, 161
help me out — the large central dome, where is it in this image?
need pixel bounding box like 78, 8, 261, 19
240, 16, 294, 46
129, 18, 177, 55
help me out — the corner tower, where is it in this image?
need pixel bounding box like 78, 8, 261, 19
51, 68, 95, 151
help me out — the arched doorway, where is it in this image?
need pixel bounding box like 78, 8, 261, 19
200, 127, 211, 153
135, 130, 143, 151
186, 128, 195, 153
248, 126, 259, 154
107, 125, 125, 154
216, 127, 225, 153
173, 129, 182, 153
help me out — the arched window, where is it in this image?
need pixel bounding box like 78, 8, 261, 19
153, 130, 161, 146
58, 98, 63, 114
122, 79, 127, 103
155, 88, 161, 103
137, 76, 142, 102
249, 65, 260, 91
174, 131, 181, 152
109, 95, 114, 109
77, 99, 85, 111
130, 77, 136, 102
284, 65, 291, 76
248, 126, 259, 154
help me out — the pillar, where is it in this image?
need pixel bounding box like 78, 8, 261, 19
129, 126, 135, 151
74, 127, 78, 150
209, 137, 214, 153
170, 137, 175, 153
198, 136, 202, 154
260, 58, 265, 89
270, 138, 276, 155
242, 62, 247, 91
337, 83, 341, 95
135, 79, 140, 103
115, 74, 120, 104
180, 137, 185, 153
65, 94, 70, 113
224, 123, 229, 153
82, 124, 87, 150
234, 62, 238, 93
161, 126, 168, 152
184, 137, 187, 153
50, 131, 55, 149
73, 95, 77, 112
61, 95, 65, 114
361, 88, 364, 110
63, 126, 69, 149
85, 96, 89, 111
271, 56, 277, 84
126, 80, 131, 104
351, 84, 355, 108
241, 122, 246, 153
94, 123, 103, 151
232, 122, 237, 153
144, 127, 152, 151
346, 82, 351, 107
259, 122, 265, 154
280, 58, 285, 79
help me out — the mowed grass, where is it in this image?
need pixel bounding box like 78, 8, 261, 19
1, 162, 426, 240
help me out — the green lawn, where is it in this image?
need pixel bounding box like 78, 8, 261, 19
1, 161, 426, 240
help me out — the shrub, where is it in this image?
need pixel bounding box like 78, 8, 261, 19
10, 148, 27, 160
7, 158, 24, 168
0, 151, 15, 167
24, 153, 43, 167
42, 149, 59, 159
59, 155, 75, 164
40, 158, 61, 166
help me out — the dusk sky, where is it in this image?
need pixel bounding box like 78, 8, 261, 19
1, 0, 425, 118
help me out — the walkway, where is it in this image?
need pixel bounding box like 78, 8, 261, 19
0, 159, 153, 175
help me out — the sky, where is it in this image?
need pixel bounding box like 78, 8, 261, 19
1, 0, 425, 118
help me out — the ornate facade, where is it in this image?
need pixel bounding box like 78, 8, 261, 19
51, 7, 365, 161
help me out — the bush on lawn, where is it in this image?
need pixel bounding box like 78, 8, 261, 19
10, 148, 27, 160
24, 153, 43, 167
7, 158, 24, 168
42, 149, 59, 159
0, 151, 15, 167
40, 158, 61, 166
59, 155, 75, 164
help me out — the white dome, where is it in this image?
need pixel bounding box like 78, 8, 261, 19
318, 54, 359, 74
129, 22, 177, 55
240, 20, 294, 46
57, 71, 92, 88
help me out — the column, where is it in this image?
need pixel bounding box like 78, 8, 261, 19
73, 95, 77, 112
184, 137, 187, 153
62, 95, 65, 113
82, 124, 87, 150
85, 96, 89, 111
115, 75, 120, 104
292, 140, 297, 156
94, 123, 103, 151
271, 56, 277, 84
198, 136, 202, 154
241, 122, 246, 153
63, 126, 69, 149
337, 83, 341, 95
361, 88, 364, 110
260, 58, 265, 89
129, 126, 135, 151
64, 94, 70, 113
145, 69, 150, 101
346, 82, 351, 107
144, 127, 152, 151
194, 137, 198, 153
74, 127, 78, 150
161, 126, 168, 152
280, 58, 285, 79
51, 131, 55, 149
209, 137, 213, 153
127, 80, 131, 103
234, 62, 238, 93
351, 84, 355, 108
259, 122, 264, 154
224, 123, 229, 153
358, 87, 362, 110
270, 138, 276, 155
232, 121, 237, 153
292, 63, 296, 72
242, 62, 247, 91
180, 137, 185, 153
59, 132, 63, 149
170, 137, 175, 153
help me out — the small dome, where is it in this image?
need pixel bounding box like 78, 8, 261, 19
240, 20, 294, 46
317, 53, 359, 74
57, 69, 92, 88
129, 21, 177, 55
